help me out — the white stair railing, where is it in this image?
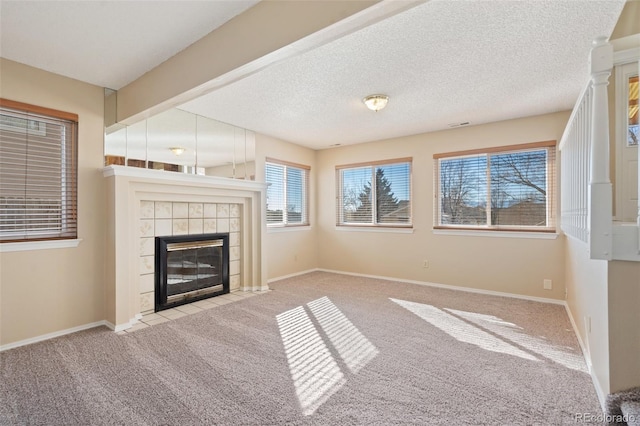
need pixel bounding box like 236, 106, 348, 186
560, 85, 591, 243
560, 37, 613, 260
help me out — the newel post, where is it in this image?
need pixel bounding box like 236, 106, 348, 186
588, 36, 613, 260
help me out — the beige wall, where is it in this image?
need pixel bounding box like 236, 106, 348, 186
316, 111, 570, 300
565, 245, 640, 399
565, 236, 610, 397
255, 133, 318, 280
0, 59, 106, 346
611, 0, 640, 41
608, 260, 640, 393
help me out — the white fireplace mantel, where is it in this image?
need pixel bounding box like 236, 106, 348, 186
103, 165, 268, 331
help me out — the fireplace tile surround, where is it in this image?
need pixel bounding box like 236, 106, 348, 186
138, 201, 240, 314
104, 165, 268, 332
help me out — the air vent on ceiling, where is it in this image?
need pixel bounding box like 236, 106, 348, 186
448, 121, 470, 128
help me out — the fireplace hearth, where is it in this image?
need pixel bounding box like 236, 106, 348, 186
155, 233, 229, 311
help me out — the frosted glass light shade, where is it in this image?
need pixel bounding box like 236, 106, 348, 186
363, 95, 389, 112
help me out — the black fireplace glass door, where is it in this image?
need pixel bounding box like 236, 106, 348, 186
156, 233, 230, 311
166, 244, 223, 298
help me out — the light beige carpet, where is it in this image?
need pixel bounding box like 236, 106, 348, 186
0, 271, 602, 425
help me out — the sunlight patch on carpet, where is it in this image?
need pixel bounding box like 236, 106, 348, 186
445, 308, 587, 372
277, 297, 378, 416
307, 296, 379, 374
390, 298, 539, 362
277, 305, 345, 416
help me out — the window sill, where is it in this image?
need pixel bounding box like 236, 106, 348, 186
335, 226, 414, 234
432, 229, 558, 240
0, 238, 82, 253
267, 225, 312, 234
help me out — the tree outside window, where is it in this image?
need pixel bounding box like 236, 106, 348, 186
435, 142, 555, 232
337, 159, 411, 226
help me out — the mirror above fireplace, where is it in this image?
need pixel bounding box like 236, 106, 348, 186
104, 102, 255, 180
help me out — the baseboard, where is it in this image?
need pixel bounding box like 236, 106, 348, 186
0, 321, 110, 352
267, 268, 320, 284
591, 367, 607, 412
239, 285, 271, 292
113, 321, 133, 333
109, 314, 145, 333
316, 268, 566, 305
564, 303, 606, 411
564, 303, 591, 369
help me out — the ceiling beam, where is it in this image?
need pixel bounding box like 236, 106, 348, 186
115, 0, 425, 126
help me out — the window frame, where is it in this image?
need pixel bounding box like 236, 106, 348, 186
433, 141, 556, 233
336, 157, 413, 228
0, 98, 78, 243
265, 158, 310, 228
613, 62, 639, 222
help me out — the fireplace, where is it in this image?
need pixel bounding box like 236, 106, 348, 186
104, 165, 268, 331
155, 233, 229, 311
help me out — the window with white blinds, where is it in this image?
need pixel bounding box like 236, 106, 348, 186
0, 99, 78, 242
336, 158, 412, 227
434, 141, 556, 232
266, 159, 309, 227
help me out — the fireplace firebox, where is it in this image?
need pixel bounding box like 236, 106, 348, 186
155, 233, 229, 311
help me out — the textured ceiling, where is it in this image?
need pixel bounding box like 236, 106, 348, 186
0, 0, 627, 150
179, 0, 626, 149
0, 0, 259, 89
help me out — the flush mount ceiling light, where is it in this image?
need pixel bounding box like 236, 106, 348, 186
363, 94, 389, 112
169, 147, 186, 156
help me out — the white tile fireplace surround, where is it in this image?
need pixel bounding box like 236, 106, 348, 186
103, 165, 268, 332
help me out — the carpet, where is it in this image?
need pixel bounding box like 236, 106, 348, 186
607, 386, 640, 425
0, 271, 603, 425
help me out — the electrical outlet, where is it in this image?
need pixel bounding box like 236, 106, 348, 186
543, 279, 552, 290
423, 260, 429, 269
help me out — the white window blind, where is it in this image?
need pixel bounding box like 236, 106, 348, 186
336, 158, 412, 226
266, 159, 309, 227
0, 99, 78, 242
434, 141, 556, 232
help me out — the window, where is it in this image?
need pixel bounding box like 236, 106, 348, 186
0, 99, 78, 242
614, 63, 638, 221
627, 74, 638, 147
336, 158, 412, 227
266, 158, 309, 227
434, 141, 556, 232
